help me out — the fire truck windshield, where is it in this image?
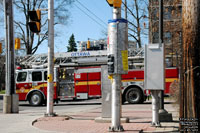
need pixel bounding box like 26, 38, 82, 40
17, 72, 27, 82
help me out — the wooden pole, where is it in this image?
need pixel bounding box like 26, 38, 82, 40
182, 0, 200, 131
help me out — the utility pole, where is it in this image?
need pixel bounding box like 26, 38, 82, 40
124, 0, 127, 20
181, 0, 200, 131
46, 0, 55, 116
3, 0, 18, 113
158, 0, 173, 122
107, 0, 128, 131
158, 0, 164, 110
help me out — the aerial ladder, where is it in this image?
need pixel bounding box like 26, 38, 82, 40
15, 48, 144, 69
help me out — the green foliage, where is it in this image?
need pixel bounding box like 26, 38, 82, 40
67, 34, 77, 52
0, 90, 5, 94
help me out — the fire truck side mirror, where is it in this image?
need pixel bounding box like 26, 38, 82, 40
107, 55, 114, 74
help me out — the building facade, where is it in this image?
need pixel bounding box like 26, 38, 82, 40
149, 0, 182, 67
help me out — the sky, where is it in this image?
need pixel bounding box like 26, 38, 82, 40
0, 0, 148, 55
38, 0, 113, 54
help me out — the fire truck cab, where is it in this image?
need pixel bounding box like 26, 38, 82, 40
16, 68, 58, 106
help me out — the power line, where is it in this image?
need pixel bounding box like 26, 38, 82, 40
74, 3, 107, 30
90, 0, 107, 17
76, 0, 107, 26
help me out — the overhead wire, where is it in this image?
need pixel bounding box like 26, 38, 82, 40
90, 0, 108, 17
74, 3, 107, 30
76, 0, 107, 26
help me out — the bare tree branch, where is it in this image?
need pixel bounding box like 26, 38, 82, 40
128, 33, 139, 42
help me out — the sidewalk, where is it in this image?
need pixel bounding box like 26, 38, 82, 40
33, 101, 179, 133
0, 98, 180, 133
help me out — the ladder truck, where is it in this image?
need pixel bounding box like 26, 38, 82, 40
15, 50, 178, 106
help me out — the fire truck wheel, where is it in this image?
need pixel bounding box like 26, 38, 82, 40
29, 91, 43, 106
126, 88, 143, 104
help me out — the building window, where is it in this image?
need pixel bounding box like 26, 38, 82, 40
152, 32, 159, 43
164, 7, 173, 20
164, 32, 172, 43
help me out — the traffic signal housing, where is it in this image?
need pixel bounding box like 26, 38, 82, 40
15, 38, 20, 50
106, 0, 122, 8
87, 39, 91, 49
28, 10, 41, 33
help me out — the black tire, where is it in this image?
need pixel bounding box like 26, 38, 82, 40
122, 94, 126, 104
125, 88, 143, 104
29, 91, 43, 106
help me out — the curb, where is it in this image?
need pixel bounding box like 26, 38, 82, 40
32, 119, 38, 126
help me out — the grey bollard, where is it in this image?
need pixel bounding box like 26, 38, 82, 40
12, 94, 19, 113
3, 95, 12, 113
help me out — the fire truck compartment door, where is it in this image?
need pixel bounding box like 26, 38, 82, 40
58, 68, 75, 98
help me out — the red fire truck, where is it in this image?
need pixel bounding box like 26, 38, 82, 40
15, 66, 178, 106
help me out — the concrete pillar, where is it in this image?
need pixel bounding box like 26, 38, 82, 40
3, 95, 11, 113
12, 94, 19, 113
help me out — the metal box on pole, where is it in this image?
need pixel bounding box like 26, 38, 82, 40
144, 44, 165, 90
144, 43, 165, 126
107, 19, 128, 75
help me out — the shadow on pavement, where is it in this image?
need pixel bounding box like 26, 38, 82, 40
129, 121, 152, 123
54, 102, 101, 106
160, 126, 179, 129
19, 102, 101, 107
124, 101, 174, 105
124, 130, 142, 132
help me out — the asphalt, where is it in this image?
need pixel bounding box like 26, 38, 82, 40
0, 96, 180, 133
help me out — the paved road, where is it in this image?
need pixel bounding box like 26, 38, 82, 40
0, 97, 102, 114
0, 97, 153, 114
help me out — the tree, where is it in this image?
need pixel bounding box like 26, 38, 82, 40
67, 34, 77, 52
12, 0, 74, 55
123, 0, 148, 48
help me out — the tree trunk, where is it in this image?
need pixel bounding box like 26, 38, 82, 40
181, 0, 200, 132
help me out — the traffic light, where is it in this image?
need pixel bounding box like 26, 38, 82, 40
0, 43, 2, 53
106, 0, 122, 8
28, 10, 41, 33
15, 38, 20, 50
87, 39, 91, 49
107, 55, 115, 74
106, 0, 114, 6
